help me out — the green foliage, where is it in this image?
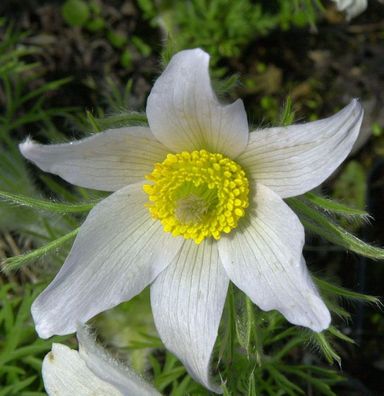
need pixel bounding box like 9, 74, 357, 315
215, 285, 351, 395
279, 0, 324, 29
107, 30, 127, 49
132, 36, 152, 57
61, 0, 108, 33
0, 282, 68, 395
316, 277, 380, 306
85, 16, 105, 32
91, 288, 159, 374
0, 191, 97, 214
305, 192, 368, 218
371, 121, 383, 137
279, 97, 296, 126
59, 0, 152, 70
2, 228, 79, 272
138, 0, 324, 69
61, 0, 90, 27
0, 24, 81, 249
149, 353, 208, 395
288, 195, 384, 259
120, 49, 133, 68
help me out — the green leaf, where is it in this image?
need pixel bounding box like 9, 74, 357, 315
246, 370, 257, 396
0, 190, 97, 213
281, 365, 340, 396
131, 36, 152, 57
155, 366, 186, 391
288, 197, 384, 259
2, 228, 79, 272
120, 49, 133, 69
85, 110, 102, 132
84, 112, 148, 131
107, 30, 128, 49
327, 326, 355, 345
273, 336, 304, 361
304, 192, 369, 218
315, 277, 380, 305
310, 332, 341, 366
61, 0, 90, 27
324, 300, 351, 320
85, 17, 105, 32
267, 365, 305, 395
0, 375, 37, 396
19, 77, 73, 105
279, 96, 295, 126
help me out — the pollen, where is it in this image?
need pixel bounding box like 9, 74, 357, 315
143, 150, 249, 244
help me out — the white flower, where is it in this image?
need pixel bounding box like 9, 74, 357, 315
332, 0, 367, 20
43, 326, 160, 396
20, 49, 363, 393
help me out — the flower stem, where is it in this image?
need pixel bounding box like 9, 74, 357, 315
246, 296, 263, 366
2, 228, 79, 272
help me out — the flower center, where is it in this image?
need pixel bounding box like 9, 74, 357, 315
143, 150, 249, 244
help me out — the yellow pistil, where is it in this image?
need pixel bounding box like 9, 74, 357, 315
143, 150, 249, 244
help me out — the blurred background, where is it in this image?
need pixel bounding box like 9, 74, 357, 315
0, 0, 383, 395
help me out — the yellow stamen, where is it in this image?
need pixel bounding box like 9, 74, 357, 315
143, 150, 249, 244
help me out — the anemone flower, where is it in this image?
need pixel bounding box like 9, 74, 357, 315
43, 326, 160, 395
20, 48, 363, 393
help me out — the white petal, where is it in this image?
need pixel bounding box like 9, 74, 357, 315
42, 343, 123, 396
150, 239, 229, 393
146, 48, 249, 158
32, 183, 183, 338
218, 183, 330, 332
20, 127, 169, 191
238, 99, 364, 198
332, 0, 367, 20
77, 326, 161, 396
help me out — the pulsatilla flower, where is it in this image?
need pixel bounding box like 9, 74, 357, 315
43, 326, 160, 395
21, 49, 363, 392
